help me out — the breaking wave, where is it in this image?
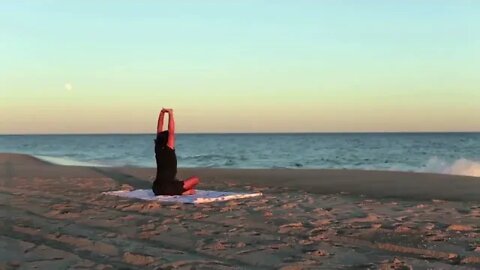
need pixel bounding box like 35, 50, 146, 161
422, 157, 480, 177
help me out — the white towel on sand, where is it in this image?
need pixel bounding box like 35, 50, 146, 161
102, 189, 262, 204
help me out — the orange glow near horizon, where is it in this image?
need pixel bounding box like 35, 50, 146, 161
1, 1, 479, 134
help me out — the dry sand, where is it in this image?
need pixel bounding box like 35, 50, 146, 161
1, 153, 480, 269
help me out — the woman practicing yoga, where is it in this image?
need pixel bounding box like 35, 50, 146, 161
152, 108, 200, 195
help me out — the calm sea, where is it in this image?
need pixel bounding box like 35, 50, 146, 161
1, 133, 479, 177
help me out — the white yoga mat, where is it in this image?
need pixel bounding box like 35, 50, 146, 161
102, 189, 262, 204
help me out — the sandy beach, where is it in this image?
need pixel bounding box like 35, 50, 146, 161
1, 153, 480, 269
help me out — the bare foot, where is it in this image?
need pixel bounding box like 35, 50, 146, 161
182, 189, 196, 195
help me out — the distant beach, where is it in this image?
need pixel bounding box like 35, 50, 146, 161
1, 153, 480, 269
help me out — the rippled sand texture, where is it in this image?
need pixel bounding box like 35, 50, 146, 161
1, 153, 480, 269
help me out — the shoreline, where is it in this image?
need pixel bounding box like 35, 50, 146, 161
2, 131, 480, 135
1, 153, 480, 269
5, 152, 480, 201
18, 151, 480, 179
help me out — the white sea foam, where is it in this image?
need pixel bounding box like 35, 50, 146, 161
422, 157, 480, 177
35, 155, 107, 167
34, 155, 480, 178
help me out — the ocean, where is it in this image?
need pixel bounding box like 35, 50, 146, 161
1, 133, 479, 177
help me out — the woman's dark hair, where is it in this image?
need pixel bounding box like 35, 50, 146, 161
156, 130, 169, 148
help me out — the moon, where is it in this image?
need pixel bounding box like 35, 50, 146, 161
64, 83, 73, 91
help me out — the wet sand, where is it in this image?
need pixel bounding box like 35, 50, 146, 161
1, 153, 480, 269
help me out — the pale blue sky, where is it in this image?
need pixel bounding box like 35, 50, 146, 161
1, 1, 479, 133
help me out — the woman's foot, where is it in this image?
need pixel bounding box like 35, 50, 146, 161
183, 176, 200, 190
182, 189, 196, 195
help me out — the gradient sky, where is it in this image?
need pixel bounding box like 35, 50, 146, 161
1, 0, 479, 134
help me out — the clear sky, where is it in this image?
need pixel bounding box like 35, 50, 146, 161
1, 0, 479, 134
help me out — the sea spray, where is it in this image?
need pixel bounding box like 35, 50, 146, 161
423, 157, 480, 177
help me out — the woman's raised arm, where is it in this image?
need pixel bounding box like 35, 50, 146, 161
166, 109, 175, 149
156, 109, 167, 134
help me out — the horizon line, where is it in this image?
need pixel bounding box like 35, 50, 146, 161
1, 131, 480, 136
